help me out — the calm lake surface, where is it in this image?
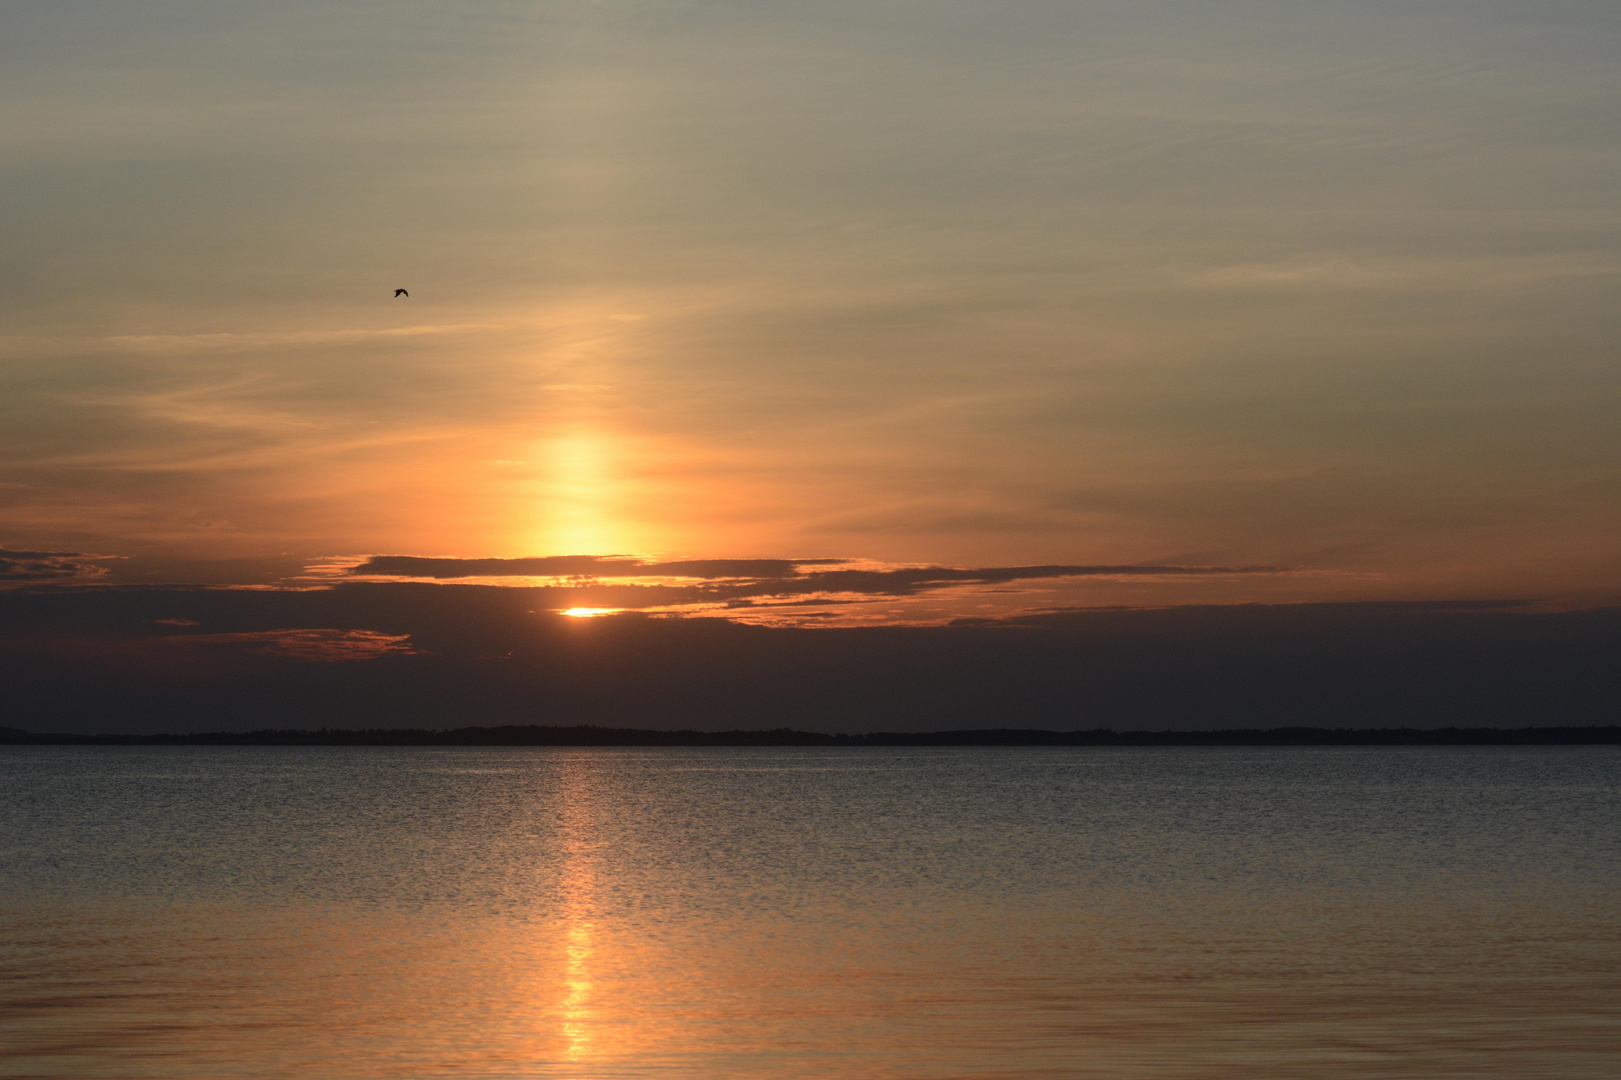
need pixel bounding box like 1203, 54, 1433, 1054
2, 746, 1618, 1078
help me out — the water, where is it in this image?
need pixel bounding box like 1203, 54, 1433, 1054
2, 746, 1618, 1078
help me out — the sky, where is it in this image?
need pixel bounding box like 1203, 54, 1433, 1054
3, 1, 1620, 631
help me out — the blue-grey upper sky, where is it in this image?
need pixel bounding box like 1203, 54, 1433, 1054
3, 1, 1618, 610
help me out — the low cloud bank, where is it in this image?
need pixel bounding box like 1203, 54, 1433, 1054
2, 582, 1615, 734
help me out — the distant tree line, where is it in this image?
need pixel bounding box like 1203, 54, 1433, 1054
3, 725, 1618, 746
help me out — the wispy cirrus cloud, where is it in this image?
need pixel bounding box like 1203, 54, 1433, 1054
1183, 253, 1621, 291
103, 324, 504, 355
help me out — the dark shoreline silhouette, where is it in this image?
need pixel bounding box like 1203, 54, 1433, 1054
2, 725, 1617, 747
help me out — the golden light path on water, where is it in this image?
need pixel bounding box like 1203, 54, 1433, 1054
559, 757, 597, 1064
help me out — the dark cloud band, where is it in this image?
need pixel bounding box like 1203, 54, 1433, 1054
349, 555, 1285, 601
353, 555, 847, 580
1, 582, 1615, 735
0, 549, 112, 584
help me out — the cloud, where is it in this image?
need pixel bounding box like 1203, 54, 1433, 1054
352, 555, 847, 580
762, 563, 1284, 598
0, 548, 112, 584
2, 582, 1616, 735
1182, 254, 1621, 291
347, 554, 1288, 607
170, 628, 416, 663
104, 325, 502, 355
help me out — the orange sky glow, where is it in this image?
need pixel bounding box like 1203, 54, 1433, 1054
2, 2, 1617, 624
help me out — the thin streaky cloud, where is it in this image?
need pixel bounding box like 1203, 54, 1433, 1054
104, 324, 508, 353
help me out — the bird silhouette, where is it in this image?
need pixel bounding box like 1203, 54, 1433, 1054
394, 289, 409, 298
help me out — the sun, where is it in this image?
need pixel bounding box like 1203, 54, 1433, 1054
561, 607, 620, 618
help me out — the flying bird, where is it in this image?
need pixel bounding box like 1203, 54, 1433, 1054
394, 289, 409, 298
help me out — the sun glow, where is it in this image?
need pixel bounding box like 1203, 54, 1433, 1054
562, 607, 620, 618
531, 431, 619, 557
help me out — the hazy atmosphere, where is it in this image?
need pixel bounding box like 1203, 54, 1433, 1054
6, 8, 1621, 1078
5, 0, 1618, 617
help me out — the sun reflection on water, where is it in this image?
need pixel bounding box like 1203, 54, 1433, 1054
561, 914, 594, 1061
5, 750, 1621, 1078
558, 758, 597, 1064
